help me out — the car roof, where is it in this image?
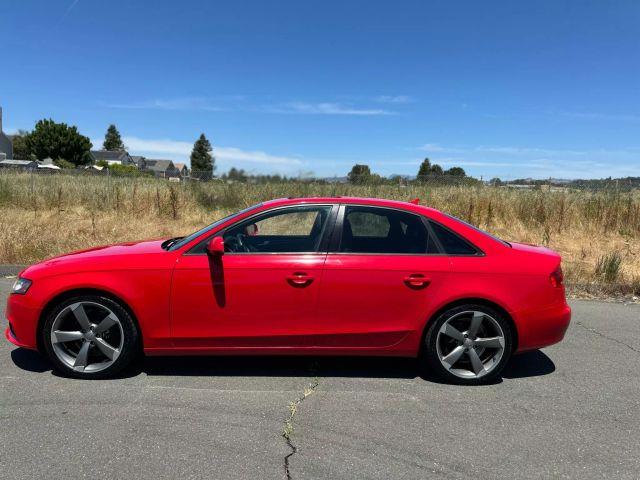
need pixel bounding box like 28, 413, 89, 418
262, 196, 440, 215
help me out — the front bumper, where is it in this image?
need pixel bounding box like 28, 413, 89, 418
4, 293, 40, 350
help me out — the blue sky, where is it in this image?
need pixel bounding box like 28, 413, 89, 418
1, 0, 639, 179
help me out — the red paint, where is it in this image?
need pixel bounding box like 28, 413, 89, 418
5, 197, 571, 357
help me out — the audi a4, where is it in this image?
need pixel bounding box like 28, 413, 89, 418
5, 197, 571, 384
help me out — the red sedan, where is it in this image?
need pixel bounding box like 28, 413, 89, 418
5, 197, 571, 384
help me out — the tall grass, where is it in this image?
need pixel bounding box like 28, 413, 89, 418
1, 170, 639, 292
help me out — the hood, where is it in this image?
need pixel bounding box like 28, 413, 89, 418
20, 239, 170, 279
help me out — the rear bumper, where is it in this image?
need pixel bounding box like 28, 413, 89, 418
516, 302, 571, 352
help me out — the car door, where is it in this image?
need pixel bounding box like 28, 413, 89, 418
315, 205, 451, 350
170, 204, 337, 349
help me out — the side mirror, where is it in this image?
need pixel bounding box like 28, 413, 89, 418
207, 236, 225, 256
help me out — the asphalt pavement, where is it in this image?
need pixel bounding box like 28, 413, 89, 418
1, 277, 639, 479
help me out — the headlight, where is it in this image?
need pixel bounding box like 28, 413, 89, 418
11, 277, 32, 295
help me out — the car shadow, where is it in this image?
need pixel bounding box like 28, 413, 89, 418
503, 349, 556, 378
10, 347, 555, 383
10, 347, 52, 373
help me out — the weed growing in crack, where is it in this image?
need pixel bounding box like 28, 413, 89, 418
282, 376, 319, 479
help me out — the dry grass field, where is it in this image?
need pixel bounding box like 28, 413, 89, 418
1, 170, 638, 294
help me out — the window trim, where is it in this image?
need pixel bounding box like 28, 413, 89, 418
328, 204, 484, 257
184, 204, 339, 256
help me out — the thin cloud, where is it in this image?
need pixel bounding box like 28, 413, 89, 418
114, 136, 304, 167
105, 98, 228, 112
62, 0, 81, 19
418, 143, 640, 157
559, 111, 640, 122
375, 95, 413, 104
267, 102, 395, 116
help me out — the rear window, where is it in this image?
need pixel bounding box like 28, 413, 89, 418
428, 221, 478, 255
441, 213, 510, 247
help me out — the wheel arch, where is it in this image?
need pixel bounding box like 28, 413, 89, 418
36, 288, 144, 354
421, 297, 518, 352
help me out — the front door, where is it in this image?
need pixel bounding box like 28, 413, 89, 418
316, 205, 451, 349
170, 205, 335, 349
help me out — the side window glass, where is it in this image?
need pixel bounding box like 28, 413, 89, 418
224, 206, 331, 253
348, 211, 390, 237
429, 221, 478, 255
340, 206, 436, 254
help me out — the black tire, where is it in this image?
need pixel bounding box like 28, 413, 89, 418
42, 295, 139, 379
421, 304, 514, 385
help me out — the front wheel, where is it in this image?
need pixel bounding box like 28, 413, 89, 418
42, 295, 139, 379
422, 304, 513, 385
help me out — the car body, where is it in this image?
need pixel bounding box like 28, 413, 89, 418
5, 197, 571, 383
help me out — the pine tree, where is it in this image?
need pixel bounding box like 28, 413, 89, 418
190, 133, 215, 180
417, 158, 431, 180
103, 124, 125, 151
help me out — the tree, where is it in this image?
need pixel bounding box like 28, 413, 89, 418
10, 130, 31, 159
348, 164, 372, 184
190, 133, 214, 180
417, 158, 431, 179
417, 157, 444, 180
430, 164, 444, 175
444, 166, 466, 177
25, 119, 92, 165
54, 159, 76, 169
226, 167, 247, 182
103, 124, 125, 151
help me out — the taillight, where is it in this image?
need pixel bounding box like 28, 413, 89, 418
549, 265, 564, 288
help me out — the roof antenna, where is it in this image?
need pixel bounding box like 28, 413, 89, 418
409, 198, 420, 205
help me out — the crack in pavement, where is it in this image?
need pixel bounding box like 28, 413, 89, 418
576, 321, 640, 354
282, 374, 320, 480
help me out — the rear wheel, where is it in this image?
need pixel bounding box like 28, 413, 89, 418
42, 295, 139, 379
422, 304, 513, 385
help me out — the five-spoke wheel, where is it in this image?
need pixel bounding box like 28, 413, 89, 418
43, 295, 138, 379
423, 304, 513, 384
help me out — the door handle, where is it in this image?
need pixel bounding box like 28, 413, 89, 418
403, 274, 431, 289
286, 272, 314, 287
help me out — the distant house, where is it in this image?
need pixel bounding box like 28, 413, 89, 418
143, 159, 179, 178
130, 155, 147, 169
0, 107, 13, 160
174, 162, 189, 178
0, 159, 38, 169
90, 150, 135, 166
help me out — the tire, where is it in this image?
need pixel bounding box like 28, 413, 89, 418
421, 304, 513, 385
42, 295, 139, 379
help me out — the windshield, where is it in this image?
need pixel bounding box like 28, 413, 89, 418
167, 203, 264, 251
442, 213, 511, 247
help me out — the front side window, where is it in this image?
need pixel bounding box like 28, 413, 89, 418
223, 206, 332, 253
339, 206, 438, 254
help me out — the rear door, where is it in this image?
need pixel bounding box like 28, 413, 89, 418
170, 204, 337, 349
315, 205, 451, 349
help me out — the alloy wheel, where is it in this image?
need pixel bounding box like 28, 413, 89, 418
50, 301, 124, 373
435, 310, 506, 379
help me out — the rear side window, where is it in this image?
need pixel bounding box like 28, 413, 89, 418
340, 206, 439, 254
428, 221, 478, 255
